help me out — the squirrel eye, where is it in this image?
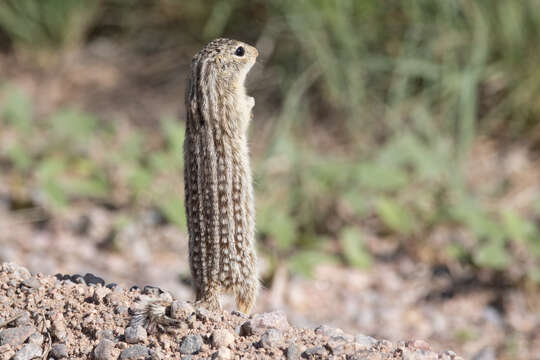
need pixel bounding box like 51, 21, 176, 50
235, 46, 245, 57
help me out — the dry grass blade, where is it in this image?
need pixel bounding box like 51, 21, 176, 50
0, 313, 23, 328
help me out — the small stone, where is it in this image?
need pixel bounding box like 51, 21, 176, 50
96, 329, 115, 341
3, 263, 31, 280
354, 334, 377, 350
0, 325, 35, 346
115, 305, 129, 315
70, 274, 85, 284
196, 307, 221, 322
158, 292, 173, 302
84, 273, 105, 286
326, 338, 344, 355
51, 313, 67, 341
180, 334, 203, 355
13, 343, 42, 360
51, 343, 68, 358
21, 277, 41, 289
93, 339, 116, 360
125, 326, 147, 344
93, 286, 111, 304
440, 350, 457, 359
302, 346, 326, 358
259, 329, 282, 349
240, 311, 289, 336
14, 311, 32, 326
314, 325, 343, 338
120, 345, 150, 360
406, 339, 430, 351
286, 343, 300, 360
171, 301, 195, 319
106, 283, 118, 290
27, 333, 43, 346
212, 347, 232, 360
402, 349, 438, 360
210, 329, 235, 348
143, 285, 160, 295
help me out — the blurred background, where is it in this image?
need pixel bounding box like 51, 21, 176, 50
0, 0, 539, 358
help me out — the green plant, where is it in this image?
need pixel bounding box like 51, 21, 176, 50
0, 0, 100, 50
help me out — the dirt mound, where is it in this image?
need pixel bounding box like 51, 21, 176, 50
0, 263, 462, 359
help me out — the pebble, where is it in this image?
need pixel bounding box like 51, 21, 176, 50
93, 286, 111, 304
27, 333, 43, 346
302, 346, 326, 358
406, 340, 431, 351
120, 345, 150, 360
2, 263, 31, 280
326, 338, 344, 355
286, 343, 300, 360
20, 277, 41, 290
212, 347, 232, 360
96, 329, 115, 341
259, 329, 283, 349
106, 283, 118, 290
125, 325, 147, 344
105, 291, 123, 306
51, 312, 67, 341
70, 274, 85, 284
93, 339, 116, 360
180, 334, 203, 355
0, 325, 35, 346
115, 305, 129, 315
402, 349, 438, 360
171, 300, 195, 319
143, 285, 161, 295
83, 273, 105, 286
14, 311, 32, 326
13, 343, 42, 360
240, 311, 290, 336
314, 325, 344, 338
354, 334, 377, 349
51, 343, 69, 358
196, 307, 221, 322
210, 329, 235, 348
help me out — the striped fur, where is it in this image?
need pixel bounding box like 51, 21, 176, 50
184, 38, 258, 313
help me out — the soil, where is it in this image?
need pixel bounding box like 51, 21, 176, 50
0, 262, 462, 360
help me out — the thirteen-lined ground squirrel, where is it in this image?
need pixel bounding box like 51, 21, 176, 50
130, 38, 259, 331
184, 38, 259, 314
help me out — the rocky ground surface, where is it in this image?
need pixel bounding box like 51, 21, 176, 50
0, 263, 464, 360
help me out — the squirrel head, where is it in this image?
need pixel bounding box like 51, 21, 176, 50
191, 38, 258, 93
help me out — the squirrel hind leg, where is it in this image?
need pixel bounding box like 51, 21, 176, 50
234, 279, 258, 314
195, 286, 222, 312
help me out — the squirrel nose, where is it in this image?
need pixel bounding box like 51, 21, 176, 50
252, 47, 259, 58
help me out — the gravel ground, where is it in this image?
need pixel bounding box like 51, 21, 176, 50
0, 262, 463, 360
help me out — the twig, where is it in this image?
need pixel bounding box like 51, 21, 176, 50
0, 313, 23, 328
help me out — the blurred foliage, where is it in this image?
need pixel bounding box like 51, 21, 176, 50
0, 0, 539, 283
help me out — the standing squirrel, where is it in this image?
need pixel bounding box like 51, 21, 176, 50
131, 39, 259, 330
184, 38, 259, 314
